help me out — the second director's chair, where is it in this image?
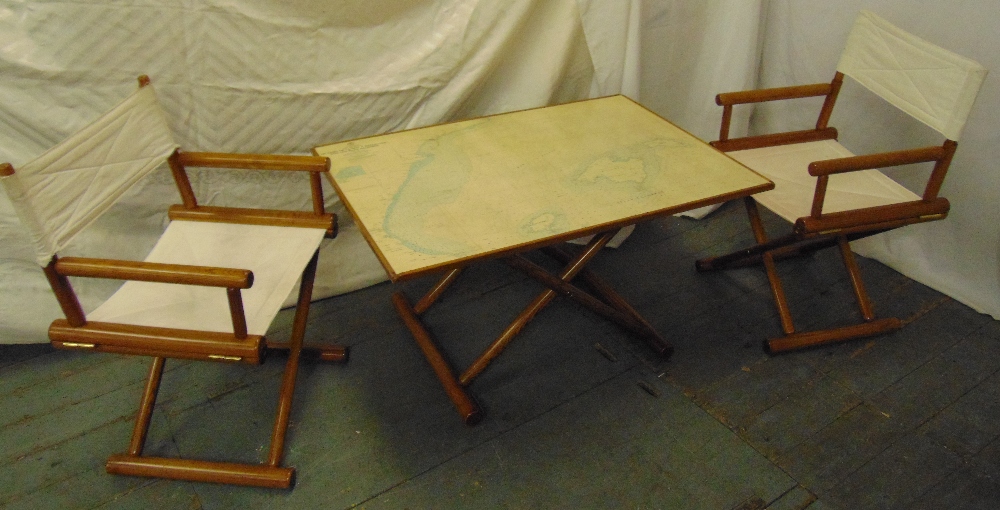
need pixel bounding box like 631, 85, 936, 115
1, 76, 345, 488
696, 11, 987, 353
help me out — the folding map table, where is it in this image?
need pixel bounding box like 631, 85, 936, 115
314, 95, 773, 424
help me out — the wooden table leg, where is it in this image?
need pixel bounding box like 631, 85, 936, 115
542, 246, 673, 356
459, 231, 616, 386
393, 292, 482, 425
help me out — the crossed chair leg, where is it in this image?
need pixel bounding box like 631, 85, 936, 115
696, 197, 901, 353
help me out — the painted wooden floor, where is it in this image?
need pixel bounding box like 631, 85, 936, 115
2, 201, 999, 509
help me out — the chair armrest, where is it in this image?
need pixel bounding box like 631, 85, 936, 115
168, 151, 334, 222
55, 257, 253, 288
715, 74, 844, 148
808, 146, 949, 176
711, 128, 839, 152
806, 144, 955, 218
177, 151, 330, 172
716, 83, 835, 106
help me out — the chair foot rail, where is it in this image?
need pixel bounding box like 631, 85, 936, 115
106, 454, 294, 488
766, 317, 902, 353
266, 341, 349, 362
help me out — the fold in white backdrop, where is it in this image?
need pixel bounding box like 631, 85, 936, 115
1, 0, 997, 344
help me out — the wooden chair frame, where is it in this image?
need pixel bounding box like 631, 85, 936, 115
697, 72, 958, 353
3, 76, 345, 488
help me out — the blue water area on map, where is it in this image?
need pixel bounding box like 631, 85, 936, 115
336, 166, 366, 180
571, 138, 686, 191
382, 121, 487, 256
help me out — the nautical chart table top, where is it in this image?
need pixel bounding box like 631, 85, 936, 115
314, 95, 772, 281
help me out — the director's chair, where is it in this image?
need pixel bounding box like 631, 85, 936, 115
1, 76, 345, 488
696, 11, 987, 353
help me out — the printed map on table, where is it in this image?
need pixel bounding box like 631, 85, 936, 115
315, 95, 770, 280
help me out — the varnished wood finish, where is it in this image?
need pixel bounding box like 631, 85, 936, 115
105, 455, 295, 488
268, 250, 317, 467
49, 320, 265, 364
177, 151, 330, 172
766, 318, 902, 353
393, 292, 482, 425
811, 175, 830, 219
719, 104, 734, 141
310, 171, 325, 215
392, 228, 679, 424
815, 73, 844, 130
55, 257, 253, 288
541, 246, 673, 356
794, 198, 949, 234
459, 231, 615, 387
167, 151, 199, 209
838, 236, 875, 321
167, 204, 336, 235
226, 288, 249, 339
710, 127, 839, 152
414, 268, 463, 315
504, 255, 655, 339
807, 145, 947, 176
42, 256, 87, 327
266, 340, 349, 362
716, 83, 834, 106
745, 197, 795, 335
128, 357, 165, 456
924, 140, 958, 201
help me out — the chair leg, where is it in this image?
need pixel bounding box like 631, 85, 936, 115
106, 250, 341, 489
698, 200, 908, 353
267, 250, 318, 469
837, 236, 875, 320
764, 236, 902, 353
106, 354, 298, 488
127, 356, 166, 456
743, 197, 796, 336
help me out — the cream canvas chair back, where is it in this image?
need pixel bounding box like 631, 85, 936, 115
1, 84, 179, 266
837, 10, 987, 141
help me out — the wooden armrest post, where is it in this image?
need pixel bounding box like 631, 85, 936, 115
227, 288, 249, 339
816, 73, 844, 130
811, 175, 830, 218
43, 256, 86, 327
923, 140, 958, 201
310, 172, 325, 215
168, 151, 198, 209
719, 104, 734, 142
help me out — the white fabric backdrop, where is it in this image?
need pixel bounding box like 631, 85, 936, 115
0, 0, 640, 343
2, 0, 997, 344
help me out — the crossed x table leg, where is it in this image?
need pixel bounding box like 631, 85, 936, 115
392, 230, 673, 425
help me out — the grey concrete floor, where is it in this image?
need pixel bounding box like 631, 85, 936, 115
2, 201, 999, 509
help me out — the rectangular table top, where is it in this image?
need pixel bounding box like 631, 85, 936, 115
314, 95, 772, 281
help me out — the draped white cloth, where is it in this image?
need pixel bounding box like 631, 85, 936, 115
2, 0, 998, 344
